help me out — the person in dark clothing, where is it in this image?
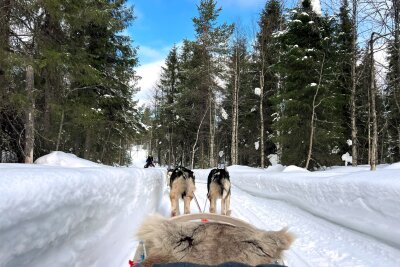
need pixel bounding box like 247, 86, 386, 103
144, 156, 155, 168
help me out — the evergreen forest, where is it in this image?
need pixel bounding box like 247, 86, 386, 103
1, 0, 399, 171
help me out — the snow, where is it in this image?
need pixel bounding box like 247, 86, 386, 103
220, 107, 228, 120
254, 141, 259, 150
302, 0, 322, 15
331, 146, 340, 154
1, 153, 400, 267
347, 139, 353, 146
129, 145, 149, 168
282, 165, 309, 172
267, 154, 278, 165
311, 0, 322, 15
341, 152, 352, 166
34, 151, 103, 167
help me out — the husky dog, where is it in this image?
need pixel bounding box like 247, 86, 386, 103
169, 166, 196, 217
207, 168, 231, 216
136, 214, 295, 267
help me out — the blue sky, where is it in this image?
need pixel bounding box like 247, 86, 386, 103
127, 0, 280, 64
126, 0, 301, 105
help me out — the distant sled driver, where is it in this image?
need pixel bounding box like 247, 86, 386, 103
144, 156, 155, 168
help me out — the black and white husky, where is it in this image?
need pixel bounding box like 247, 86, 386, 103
168, 166, 196, 217
207, 167, 231, 216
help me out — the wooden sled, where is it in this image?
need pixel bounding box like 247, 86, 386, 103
130, 213, 289, 267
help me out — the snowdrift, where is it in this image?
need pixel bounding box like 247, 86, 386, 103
228, 164, 400, 249
0, 153, 165, 267
1, 153, 399, 267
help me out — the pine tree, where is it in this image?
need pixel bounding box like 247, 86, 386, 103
330, 0, 355, 161
176, 40, 209, 167
273, 0, 345, 168
386, 0, 400, 162
224, 31, 253, 165
192, 0, 233, 167
0, 0, 140, 165
254, 0, 282, 166
153, 45, 181, 166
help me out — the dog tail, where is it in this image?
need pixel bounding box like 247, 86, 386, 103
222, 179, 231, 199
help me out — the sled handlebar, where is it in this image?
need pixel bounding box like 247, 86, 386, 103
170, 213, 254, 229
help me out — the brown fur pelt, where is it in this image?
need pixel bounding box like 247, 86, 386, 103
136, 214, 295, 267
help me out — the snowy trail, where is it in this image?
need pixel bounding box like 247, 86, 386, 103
2, 152, 399, 267
164, 169, 400, 267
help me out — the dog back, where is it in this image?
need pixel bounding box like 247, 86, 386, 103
169, 166, 195, 187
207, 168, 230, 198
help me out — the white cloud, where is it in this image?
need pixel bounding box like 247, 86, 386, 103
135, 60, 165, 107
134, 42, 184, 107
138, 46, 166, 62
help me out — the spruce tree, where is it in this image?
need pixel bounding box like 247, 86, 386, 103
386, 0, 400, 162
335, 0, 354, 158
0, 0, 140, 165
273, 0, 345, 168
154, 45, 181, 166
254, 0, 282, 166
224, 32, 254, 165
192, 0, 233, 167
385, 41, 400, 162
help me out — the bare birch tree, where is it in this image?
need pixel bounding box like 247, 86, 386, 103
369, 32, 378, 171
24, 65, 35, 163
350, 0, 359, 166
306, 54, 325, 169
231, 42, 239, 165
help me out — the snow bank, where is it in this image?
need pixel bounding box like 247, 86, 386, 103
228, 165, 400, 249
385, 162, 400, 170
282, 165, 308, 172
0, 156, 165, 267
34, 151, 102, 167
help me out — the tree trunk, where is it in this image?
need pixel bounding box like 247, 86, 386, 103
231, 46, 239, 165
369, 33, 378, 171
191, 104, 208, 169
259, 72, 265, 168
368, 88, 371, 165
209, 93, 215, 167
24, 65, 35, 164
42, 68, 51, 135
394, 0, 400, 160
350, 0, 358, 166
0, 0, 10, 79
206, 46, 215, 168
55, 109, 65, 151
168, 127, 172, 167
84, 128, 92, 160
306, 55, 325, 169
0, 0, 11, 140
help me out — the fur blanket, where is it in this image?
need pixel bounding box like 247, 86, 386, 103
136, 215, 295, 267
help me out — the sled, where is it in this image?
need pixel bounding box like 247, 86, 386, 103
129, 213, 289, 267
